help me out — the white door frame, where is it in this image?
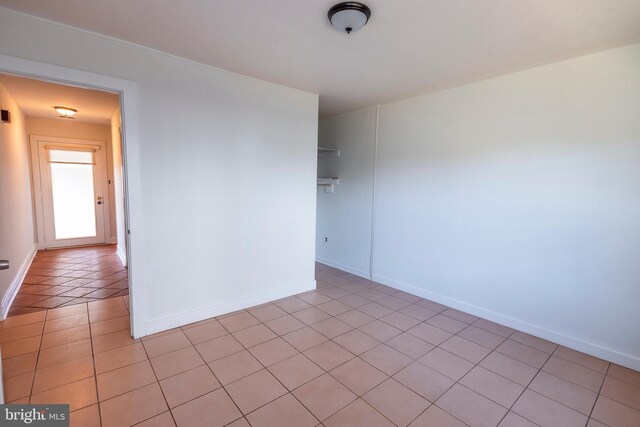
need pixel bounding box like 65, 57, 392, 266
0, 54, 146, 338
30, 136, 112, 249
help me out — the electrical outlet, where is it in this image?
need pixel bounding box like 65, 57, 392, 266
324, 237, 328, 242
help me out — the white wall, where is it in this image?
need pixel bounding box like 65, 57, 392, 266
110, 107, 127, 265
0, 82, 36, 317
25, 117, 118, 245
0, 8, 318, 333
316, 107, 377, 278
318, 43, 640, 370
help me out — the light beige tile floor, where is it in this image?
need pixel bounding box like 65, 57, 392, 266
1, 263, 639, 426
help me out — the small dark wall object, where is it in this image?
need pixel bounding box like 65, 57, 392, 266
1, 109, 10, 123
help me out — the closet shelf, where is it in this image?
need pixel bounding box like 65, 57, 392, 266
317, 177, 339, 193
317, 177, 339, 185
318, 147, 340, 158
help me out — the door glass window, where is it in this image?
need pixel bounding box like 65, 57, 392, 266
49, 149, 94, 164
48, 149, 97, 239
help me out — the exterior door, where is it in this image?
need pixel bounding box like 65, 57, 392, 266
35, 139, 108, 248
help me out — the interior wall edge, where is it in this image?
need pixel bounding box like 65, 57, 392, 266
0, 244, 36, 320
368, 105, 380, 279
372, 272, 640, 372
144, 279, 316, 335
109, 106, 127, 266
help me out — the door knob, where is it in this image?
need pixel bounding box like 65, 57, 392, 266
97, 196, 103, 205
0, 260, 9, 270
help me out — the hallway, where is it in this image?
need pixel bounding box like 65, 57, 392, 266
9, 245, 128, 317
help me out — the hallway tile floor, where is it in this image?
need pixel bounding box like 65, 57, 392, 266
8, 245, 128, 317
0, 263, 638, 426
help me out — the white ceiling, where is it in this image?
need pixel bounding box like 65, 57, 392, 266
0, 73, 119, 125
1, 0, 639, 117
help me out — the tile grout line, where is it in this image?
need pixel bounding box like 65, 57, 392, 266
394, 323, 476, 427
210, 300, 399, 425
87, 302, 104, 427
421, 303, 603, 425
493, 339, 554, 427
136, 321, 179, 427
587, 362, 609, 425
333, 280, 480, 425
215, 312, 325, 425
274, 352, 391, 424
177, 312, 249, 425
24, 311, 47, 404
325, 274, 531, 425
410, 326, 518, 426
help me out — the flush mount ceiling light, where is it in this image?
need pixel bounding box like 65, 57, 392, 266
328, 2, 371, 34
54, 106, 77, 118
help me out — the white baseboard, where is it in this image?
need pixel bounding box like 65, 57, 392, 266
315, 257, 371, 280
372, 273, 640, 372
144, 279, 316, 336
1, 245, 37, 320
116, 246, 127, 267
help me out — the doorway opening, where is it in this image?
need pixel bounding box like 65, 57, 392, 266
0, 72, 129, 317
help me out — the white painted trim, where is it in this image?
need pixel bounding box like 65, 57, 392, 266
372, 273, 640, 371
29, 138, 45, 248
0, 53, 146, 338
145, 280, 317, 335
116, 246, 127, 268
315, 258, 371, 280
1, 245, 37, 320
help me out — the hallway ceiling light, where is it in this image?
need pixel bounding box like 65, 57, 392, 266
328, 2, 371, 34
54, 106, 77, 118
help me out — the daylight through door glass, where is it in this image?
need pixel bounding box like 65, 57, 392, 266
49, 149, 97, 240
